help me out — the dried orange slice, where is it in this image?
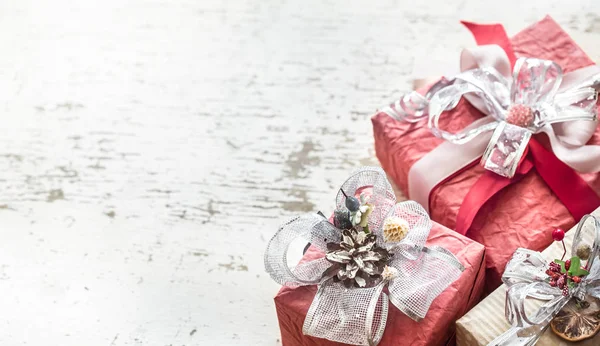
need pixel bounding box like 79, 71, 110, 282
550, 297, 600, 342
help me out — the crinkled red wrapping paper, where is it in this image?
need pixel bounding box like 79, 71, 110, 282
372, 16, 600, 292
274, 222, 485, 346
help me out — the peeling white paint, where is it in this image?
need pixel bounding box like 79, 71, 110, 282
0, 0, 599, 345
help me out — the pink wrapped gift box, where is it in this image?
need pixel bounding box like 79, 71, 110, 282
372, 16, 600, 292
274, 221, 485, 346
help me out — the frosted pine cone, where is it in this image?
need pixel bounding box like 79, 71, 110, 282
323, 229, 391, 288
383, 217, 410, 243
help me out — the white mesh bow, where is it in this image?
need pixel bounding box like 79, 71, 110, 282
264, 167, 464, 346
489, 215, 600, 346
428, 57, 599, 178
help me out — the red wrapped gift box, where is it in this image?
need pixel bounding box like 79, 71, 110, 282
372, 16, 600, 292
274, 221, 485, 346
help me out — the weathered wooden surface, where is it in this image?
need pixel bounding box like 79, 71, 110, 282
0, 1, 599, 345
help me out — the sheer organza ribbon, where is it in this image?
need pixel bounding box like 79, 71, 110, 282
264, 167, 464, 346
383, 22, 600, 235
488, 214, 600, 346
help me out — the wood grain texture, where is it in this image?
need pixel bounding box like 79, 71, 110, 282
0, 1, 599, 345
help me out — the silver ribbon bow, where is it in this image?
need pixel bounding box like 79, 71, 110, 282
429, 57, 599, 178
383, 47, 600, 180
264, 167, 464, 346
489, 214, 600, 346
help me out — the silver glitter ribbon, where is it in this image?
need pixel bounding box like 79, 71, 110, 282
264, 167, 464, 346
428, 57, 599, 178
383, 46, 600, 181
488, 214, 600, 346
382, 77, 453, 123
381, 45, 600, 212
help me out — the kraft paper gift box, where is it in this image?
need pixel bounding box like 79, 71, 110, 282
455, 207, 600, 346
274, 220, 486, 346
372, 16, 600, 292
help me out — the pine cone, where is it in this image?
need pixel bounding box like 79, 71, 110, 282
383, 217, 410, 243
324, 229, 391, 288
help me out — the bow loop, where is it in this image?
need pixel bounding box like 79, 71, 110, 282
387, 244, 464, 321
379, 201, 431, 257
504, 281, 565, 328
428, 82, 500, 144
303, 280, 389, 346
457, 67, 511, 118
502, 249, 549, 286
336, 167, 396, 235
553, 87, 597, 117
264, 213, 340, 287
511, 58, 563, 107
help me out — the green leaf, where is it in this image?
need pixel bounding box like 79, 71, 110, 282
578, 269, 590, 276
568, 280, 576, 288
571, 265, 589, 277
568, 257, 581, 276
554, 259, 566, 273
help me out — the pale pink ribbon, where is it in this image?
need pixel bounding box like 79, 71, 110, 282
408, 45, 600, 212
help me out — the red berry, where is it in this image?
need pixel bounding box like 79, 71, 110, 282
562, 287, 569, 296
565, 260, 571, 270
552, 228, 565, 241
572, 276, 581, 283
557, 275, 566, 288
549, 280, 557, 287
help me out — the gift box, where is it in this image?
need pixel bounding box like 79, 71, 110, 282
372, 16, 600, 292
274, 220, 486, 346
455, 207, 600, 345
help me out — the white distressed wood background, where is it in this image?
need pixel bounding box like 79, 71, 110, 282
0, 1, 599, 345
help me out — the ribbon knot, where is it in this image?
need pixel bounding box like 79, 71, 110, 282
489, 214, 600, 346
264, 167, 464, 346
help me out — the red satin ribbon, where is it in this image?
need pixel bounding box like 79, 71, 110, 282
452, 22, 600, 236
455, 138, 600, 235
460, 20, 517, 67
